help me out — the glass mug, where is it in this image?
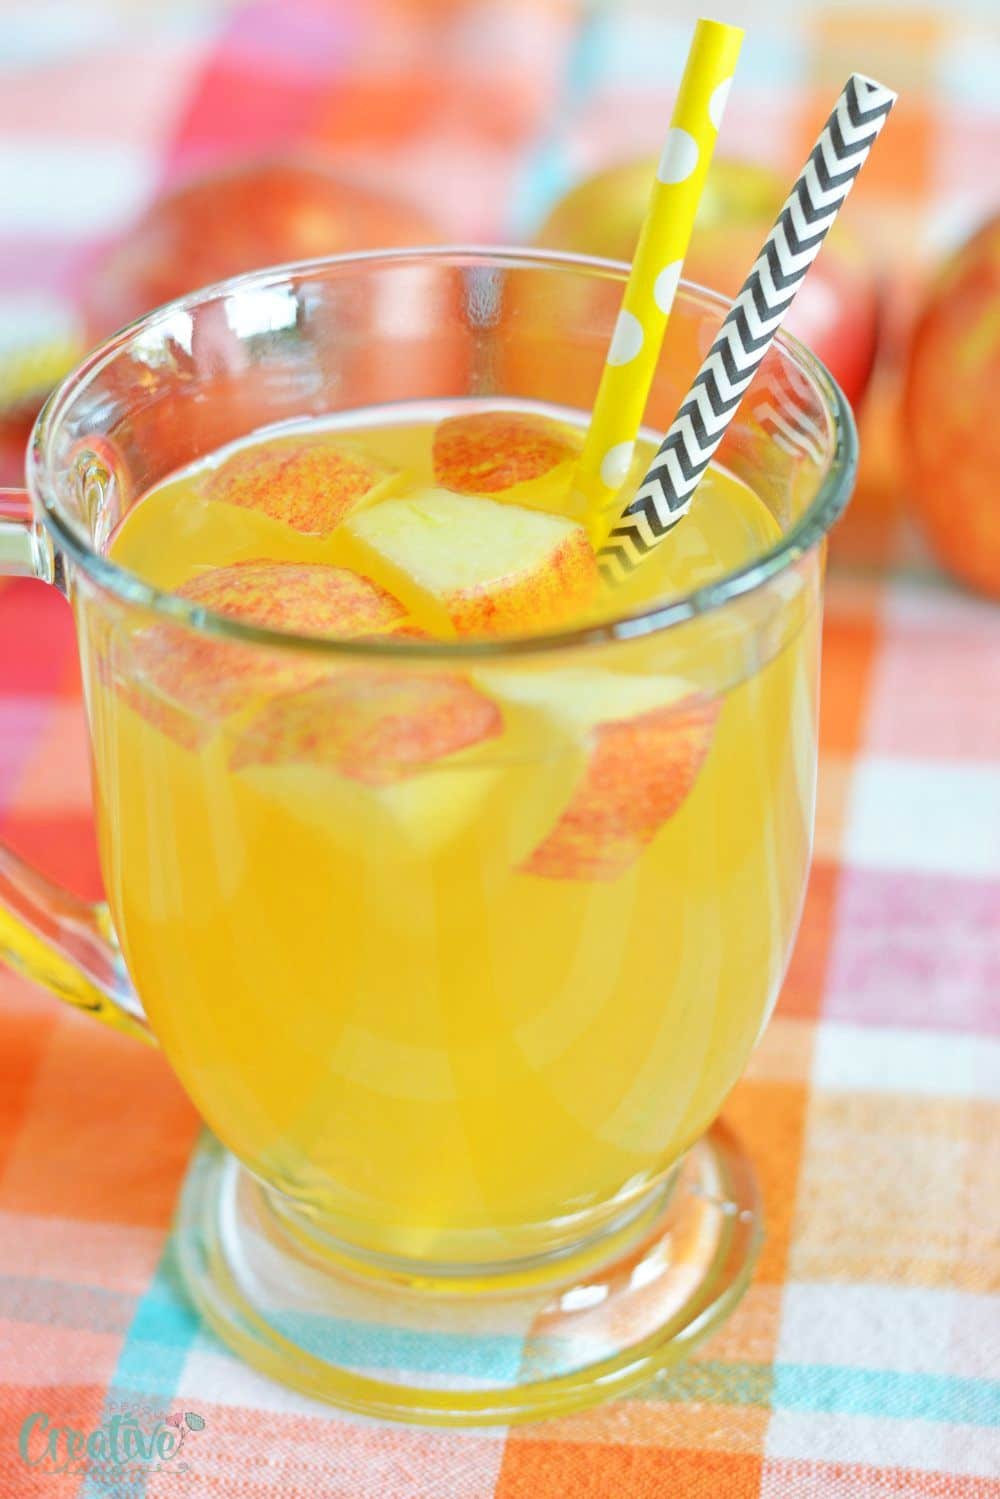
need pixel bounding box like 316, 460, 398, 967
0, 249, 854, 1424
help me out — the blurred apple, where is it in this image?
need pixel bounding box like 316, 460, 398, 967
902, 213, 1000, 598
83, 159, 439, 338
535, 158, 882, 410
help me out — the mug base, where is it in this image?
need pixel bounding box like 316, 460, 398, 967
174, 1123, 762, 1426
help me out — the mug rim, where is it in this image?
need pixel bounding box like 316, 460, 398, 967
29, 244, 857, 660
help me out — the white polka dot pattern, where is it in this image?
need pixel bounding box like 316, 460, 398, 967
606, 310, 644, 366
708, 77, 733, 131
599, 73, 897, 585
653, 261, 683, 315
656, 128, 699, 185
572, 19, 745, 524
600, 441, 634, 489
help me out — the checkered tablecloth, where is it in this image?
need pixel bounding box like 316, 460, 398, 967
1, 3, 998, 1495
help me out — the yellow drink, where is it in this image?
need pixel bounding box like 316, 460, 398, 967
89, 403, 816, 1266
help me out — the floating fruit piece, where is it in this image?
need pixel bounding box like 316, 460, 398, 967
230, 670, 502, 783
335, 488, 599, 637
176, 559, 407, 636
482, 669, 718, 880
431, 411, 581, 510
114, 561, 406, 748
524, 699, 718, 879
205, 437, 400, 536
902, 212, 1000, 598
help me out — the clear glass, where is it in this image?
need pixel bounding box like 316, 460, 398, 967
2, 249, 856, 1422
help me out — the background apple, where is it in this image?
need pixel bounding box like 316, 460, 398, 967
1, 160, 440, 422
901, 212, 1000, 599
74, 160, 450, 491
83, 158, 439, 339
535, 157, 882, 412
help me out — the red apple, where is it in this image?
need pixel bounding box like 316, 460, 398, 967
205, 435, 400, 535
78, 161, 442, 480
334, 488, 599, 638
480, 669, 719, 880
432, 411, 582, 507
109, 561, 408, 749
902, 213, 1000, 598
83, 159, 439, 337
523, 696, 717, 880
230, 670, 502, 783
535, 157, 882, 411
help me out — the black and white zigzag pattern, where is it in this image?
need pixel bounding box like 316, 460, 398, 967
599, 73, 896, 585
757, 399, 826, 463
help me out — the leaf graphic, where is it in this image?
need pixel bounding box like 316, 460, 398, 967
184, 1412, 205, 1431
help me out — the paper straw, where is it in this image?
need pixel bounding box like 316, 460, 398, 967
598, 73, 897, 585
574, 17, 744, 531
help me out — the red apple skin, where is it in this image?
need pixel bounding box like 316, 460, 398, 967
78, 161, 443, 479
205, 438, 397, 536
521, 696, 719, 881
535, 158, 882, 411
105, 562, 408, 750
902, 213, 1000, 599
432, 412, 579, 494
83, 159, 439, 337
229, 671, 502, 784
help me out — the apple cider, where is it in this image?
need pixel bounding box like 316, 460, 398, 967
87, 402, 817, 1265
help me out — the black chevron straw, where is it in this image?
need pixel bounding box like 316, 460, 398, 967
598, 73, 896, 585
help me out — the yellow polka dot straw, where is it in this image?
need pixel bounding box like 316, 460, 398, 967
574, 17, 744, 544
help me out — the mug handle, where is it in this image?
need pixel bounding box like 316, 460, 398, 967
0, 489, 152, 1044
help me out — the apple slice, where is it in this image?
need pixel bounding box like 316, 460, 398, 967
114, 561, 407, 748
205, 436, 399, 535
229, 669, 502, 785
432, 410, 582, 509
335, 488, 599, 637
177, 559, 407, 635
479, 669, 719, 880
